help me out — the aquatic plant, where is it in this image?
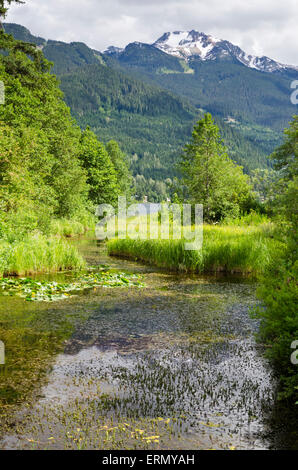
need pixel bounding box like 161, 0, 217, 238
0, 269, 144, 302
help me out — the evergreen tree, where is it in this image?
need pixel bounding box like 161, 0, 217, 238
0, 1, 23, 29
271, 115, 297, 181
0, 28, 90, 220
106, 140, 132, 197
181, 113, 252, 221
270, 115, 298, 229
255, 115, 298, 401
79, 128, 119, 206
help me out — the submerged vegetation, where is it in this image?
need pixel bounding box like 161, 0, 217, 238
0, 257, 144, 436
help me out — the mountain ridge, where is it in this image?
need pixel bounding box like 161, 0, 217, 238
105, 29, 298, 75
2, 22, 294, 174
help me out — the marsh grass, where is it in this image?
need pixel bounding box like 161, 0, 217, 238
50, 218, 91, 238
107, 223, 282, 275
0, 212, 96, 277
0, 234, 85, 276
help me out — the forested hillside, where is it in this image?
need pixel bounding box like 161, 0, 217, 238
3, 22, 285, 200
0, 4, 297, 449
0, 27, 130, 272
111, 42, 296, 130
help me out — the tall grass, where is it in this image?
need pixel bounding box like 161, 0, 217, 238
0, 234, 85, 276
221, 211, 270, 226
50, 219, 86, 238
50, 213, 95, 238
107, 223, 283, 275
0, 212, 94, 276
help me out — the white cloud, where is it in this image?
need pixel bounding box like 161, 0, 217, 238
6, 0, 298, 65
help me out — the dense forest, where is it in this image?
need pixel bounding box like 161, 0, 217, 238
0, 23, 131, 274
4, 22, 289, 201
0, 1, 297, 451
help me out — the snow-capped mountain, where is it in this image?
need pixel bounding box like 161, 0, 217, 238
153, 30, 297, 73
104, 45, 124, 55
153, 31, 220, 59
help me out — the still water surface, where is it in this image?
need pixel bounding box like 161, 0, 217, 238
0, 236, 296, 449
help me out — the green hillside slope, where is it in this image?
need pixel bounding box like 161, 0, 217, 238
4, 22, 288, 200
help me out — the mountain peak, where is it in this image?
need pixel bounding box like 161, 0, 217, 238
152, 29, 296, 73
153, 30, 221, 60
103, 45, 124, 55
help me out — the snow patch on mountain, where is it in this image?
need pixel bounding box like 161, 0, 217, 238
153, 30, 297, 73
154, 31, 220, 60
104, 45, 124, 55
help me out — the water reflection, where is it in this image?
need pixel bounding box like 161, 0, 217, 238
0, 236, 296, 449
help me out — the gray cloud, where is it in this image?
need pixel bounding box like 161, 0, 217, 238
6, 0, 298, 65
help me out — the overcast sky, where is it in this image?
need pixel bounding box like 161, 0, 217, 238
6, 0, 298, 65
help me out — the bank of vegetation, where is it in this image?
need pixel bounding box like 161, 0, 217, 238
108, 220, 280, 275
0, 10, 131, 275
0, 1, 296, 404
108, 113, 297, 402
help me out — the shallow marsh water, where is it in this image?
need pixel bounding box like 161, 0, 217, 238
0, 235, 296, 449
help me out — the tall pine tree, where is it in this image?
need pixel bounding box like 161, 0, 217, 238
181, 113, 252, 221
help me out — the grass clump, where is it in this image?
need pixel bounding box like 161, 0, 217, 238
0, 234, 85, 277
107, 223, 282, 275
50, 219, 86, 238
49, 212, 95, 238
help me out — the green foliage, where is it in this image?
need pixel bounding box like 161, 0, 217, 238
181, 113, 254, 221
60, 62, 193, 119
251, 168, 280, 204
254, 115, 298, 401
0, 1, 23, 21
0, 31, 89, 222
254, 258, 298, 401
0, 27, 130, 274
106, 140, 133, 197
79, 127, 119, 206
271, 115, 298, 179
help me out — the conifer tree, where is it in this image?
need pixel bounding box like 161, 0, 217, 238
181, 113, 252, 221
0, 1, 24, 29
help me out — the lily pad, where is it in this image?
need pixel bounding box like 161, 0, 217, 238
0, 267, 144, 302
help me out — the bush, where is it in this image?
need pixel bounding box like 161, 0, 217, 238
253, 258, 298, 401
